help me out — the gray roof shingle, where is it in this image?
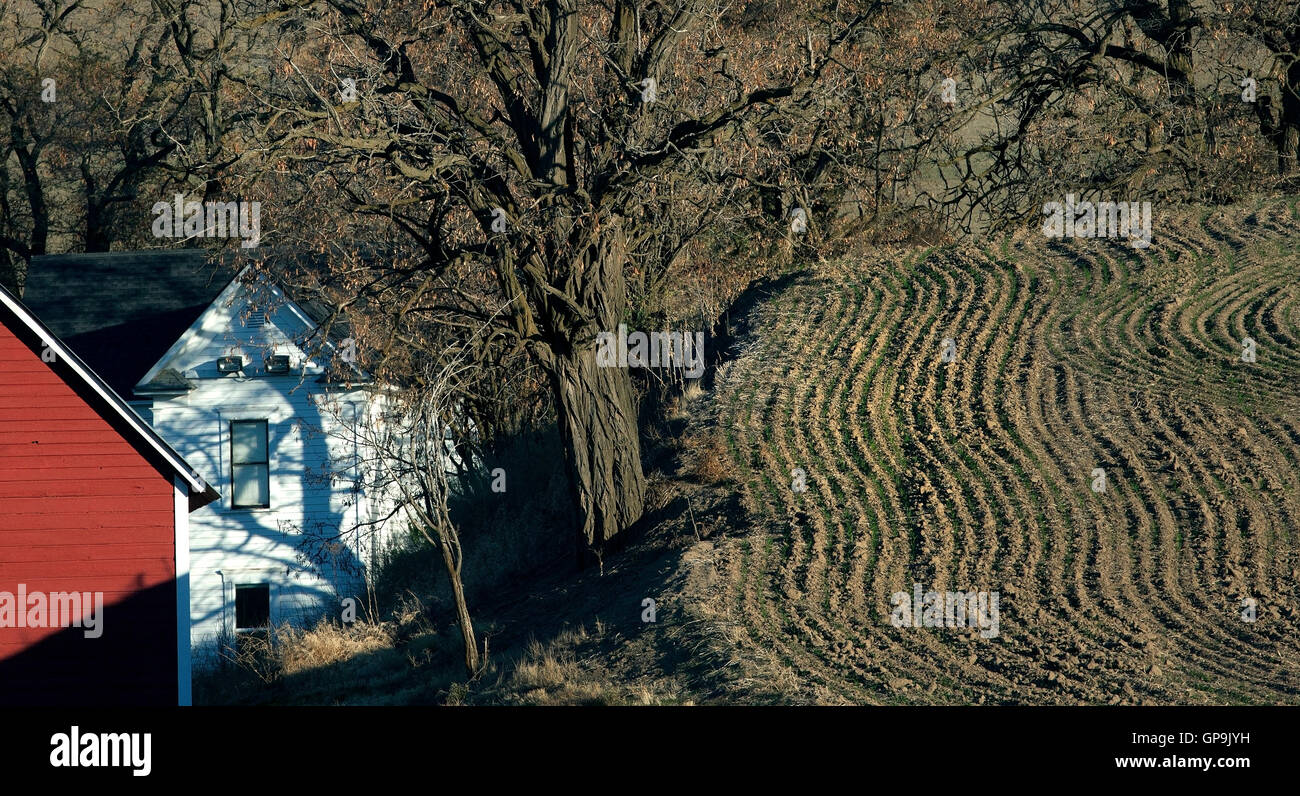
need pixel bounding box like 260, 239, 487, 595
23, 248, 363, 397
137, 367, 197, 394
22, 250, 237, 397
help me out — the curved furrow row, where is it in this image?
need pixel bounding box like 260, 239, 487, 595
698, 201, 1300, 702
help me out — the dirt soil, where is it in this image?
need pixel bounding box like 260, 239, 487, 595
508, 198, 1300, 705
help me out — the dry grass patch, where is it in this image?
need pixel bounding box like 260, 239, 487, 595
494, 624, 686, 706
195, 599, 461, 704
666, 380, 706, 421
688, 431, 732, 485
274, 619, 397, 676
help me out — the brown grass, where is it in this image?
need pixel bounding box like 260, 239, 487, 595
496, 624, 686, 706
689, 432, 732, 485
194, 600, 462, 705
274, 619, 396, 676
198, 612, 687, 705
666, 380, 706, 421
643, 471, 675, 514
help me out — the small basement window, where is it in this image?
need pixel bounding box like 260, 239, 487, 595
230, 420, 270, 509
235, 584, 270, 631
234, 583, 271, 658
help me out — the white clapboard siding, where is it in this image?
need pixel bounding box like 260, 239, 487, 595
141, 271, 409, 661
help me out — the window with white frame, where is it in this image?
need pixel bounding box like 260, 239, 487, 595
230, 420, 270, 508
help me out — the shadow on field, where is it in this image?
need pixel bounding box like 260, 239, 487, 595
703, 270, 805, 393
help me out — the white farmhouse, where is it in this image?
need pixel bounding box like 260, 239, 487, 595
23, 250, 404, 664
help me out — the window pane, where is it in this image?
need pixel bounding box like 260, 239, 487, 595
232, 421, 267, 464
232, 463, 269, 507
235, 585, 270, 629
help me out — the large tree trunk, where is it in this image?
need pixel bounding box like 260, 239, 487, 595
1281, 60, 1300, 175
550, 340, 647, 552
544, 225, 647, 553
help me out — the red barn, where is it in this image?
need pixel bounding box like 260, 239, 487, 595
0, 282, 217, 706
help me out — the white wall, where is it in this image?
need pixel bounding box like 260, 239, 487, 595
142, 277, 402, 664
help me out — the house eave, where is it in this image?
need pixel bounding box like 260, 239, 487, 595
0, 283, 219, 511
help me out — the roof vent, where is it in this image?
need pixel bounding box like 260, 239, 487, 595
217, 356, 243, 374
265, 354, 291, 374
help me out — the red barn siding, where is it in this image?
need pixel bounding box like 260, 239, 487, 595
0, 319, 179, 705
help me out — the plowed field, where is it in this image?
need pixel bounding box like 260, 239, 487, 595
706, 201, 1300, 704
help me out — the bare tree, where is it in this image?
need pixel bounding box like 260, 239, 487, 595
0, 0, 258, 292
931, 0, 1297, 233
217, 0, 878, 555
312, 349, 485, 678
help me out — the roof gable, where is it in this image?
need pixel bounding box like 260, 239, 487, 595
21, 251, 236, 397
137, 267, 335, 389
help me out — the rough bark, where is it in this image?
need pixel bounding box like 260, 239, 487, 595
544, 225, 646, 551
550, 337, 646, 552
1282, 60, 1300, 175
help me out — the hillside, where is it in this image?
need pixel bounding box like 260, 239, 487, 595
202, 198, 1300, 705
689, 198, 1300, 704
